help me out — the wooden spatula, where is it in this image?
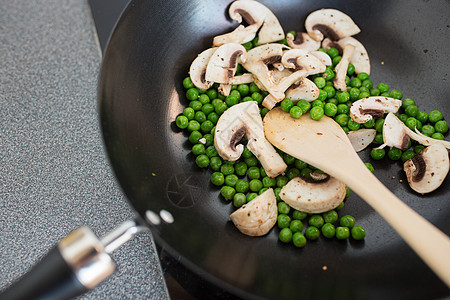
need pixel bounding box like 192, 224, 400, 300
264, 107, 450, 287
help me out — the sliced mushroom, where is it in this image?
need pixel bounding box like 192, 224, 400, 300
213, 0, 284, 46
230, 188, 278, 236
241, 44, 285, 100
347, 129, 377, 152
310, 50, 332, 66
214, 101, 287, 177
205, 43, 247, 84
261, 49, 326, 109
304, 8, 360, 42
332, 43, 356, 91
322, 37, 370, 75
285, 77, 320, 102
286, 32, 321, 51
189, 48, 217, 90
350, 97, 402, 124
404, 143, 449, 194
380, 113, 450, 150
279, 174, 346, 213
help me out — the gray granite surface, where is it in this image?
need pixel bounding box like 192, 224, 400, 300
0, 0, 168, 298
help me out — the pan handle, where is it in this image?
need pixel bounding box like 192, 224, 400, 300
0, 219, 149, 300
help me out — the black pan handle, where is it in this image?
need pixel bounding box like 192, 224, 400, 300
0, 227, 116, 300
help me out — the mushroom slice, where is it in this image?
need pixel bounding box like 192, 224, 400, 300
205, 43, 247, 84
380, 113, 450, 150
310, 50, 332, 66
304, 9, 360, 42
214, 101, 286, 177
230, 188, 278, 236
241, 44, 285, 100
213, 0, 284, 46
322, 37, 370, 75
332, 43, 355, 91
280, 174, 346, 213
285, 77, 319, 102
350, 97, 402, 124
281, 49, 326, 74
189, 48, 217, 90
286, 32, 321, 51
347, 129, 377, 152
404, 143, 449, 194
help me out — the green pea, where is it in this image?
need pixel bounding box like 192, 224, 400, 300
356, 72, 369, 81
244, 156, 258, 167
247, 166, 260, 180
377, 82, 389, 93
234, 162, 247, 176
297, 100, 311, 113
277, 214, 291, 229
402, 98, 416, 109
317, 89, 328, 101
251, 92, 263, 104
259, 167, 267, 177
225, 174, 238, 187
405, 117, 421, 131
401, 150, 415, 162
274, 187, 282, 201
351, 226, 366, 240
292, 210, 308, 220
183, 107, 195, 120
280, 98, 293, 112
235, 179, 249, 193
209, 156, 222, 171
310, 106, 324, 120
195, 154, 209, 168
335, 114, 349, 127
262, 176, 276, 188
387, 147, 402, 161
278, 201, 291, 214
375, 132, 384, 143
176, 115, 189, 129
347, 63, 355, 76
314, 77, 326, 89
187, 120, 201, 132
336, 227, 350, 240
249, 82, 260, 93
186, 88, 199, 101
364, 162, 374, 173
206, 89, 217, 100
189, 131, 203, 144
321, 223, 336, 238
336, 202, 344, 210
207, 112, 219, 125
215, 103, 228, 115
375, 118, 385, 132
340, 215, 356, 228
211, 172, 224, 186
260, 107, 270, 117
198, 94, 210, 105
221, 164, 234, 175
246, 192, 258, 202
221, 186, 235, 200
300, 167, 312, 178
347, 120, 361, 131
290, 106, 303, 119
431, 132, 445, 140
414, 145, 425, 154
435, 120, 448, 133
183, 77, 194, 89
311, 99, 324, 108
290, 220, 304, 233
405, 105, 418, 117
336, 104, 349, 115
370, 88, 380, 96
279, 228, 293, 243
276, 176, 289, 187
192, 144, 205, 156
242, 146, 254, 158
359, 91, 370, 99
362, 79, 373, 89
232, 193, 247, 208
416, 111, 428, 124
323, 210, 338, 223
322, 103, 337, 117
327, 47, 339, 59
292, 232, 307, 248
294, 159, 308, 170
305, 226, 320, 240
308, 215, 324, 228
350, 77, 362, 88
237, 84, 249, 97
200, 120, 214, 133
336, 92, 350, 103
229, 89, 241, 100
363, 119, 375, 128
201, 103, 214, 116
323, 85, 336, 98
349, 87, 360, 101
389, 89, 403, 99
283, 153, 296, 165
370, 148, 385, 160
286, 168, 300, 180
421, 124, 435, 136
242, 96, 253, 102
225, 95, 238, 107
249, 179, 263, 192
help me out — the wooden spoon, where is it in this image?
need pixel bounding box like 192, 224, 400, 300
264, 107, 450, 287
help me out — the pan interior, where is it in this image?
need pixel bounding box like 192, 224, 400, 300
98, 0, 450, 299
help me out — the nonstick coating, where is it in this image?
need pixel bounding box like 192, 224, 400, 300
98, 1, 450, 299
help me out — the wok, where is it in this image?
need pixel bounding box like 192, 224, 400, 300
2, 0, 450, 299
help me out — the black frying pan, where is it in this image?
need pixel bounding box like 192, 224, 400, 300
2, 0, 450, 299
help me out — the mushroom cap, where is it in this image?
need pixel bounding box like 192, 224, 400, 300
189, 48, 217, 90
281, 49, 326, 74
323, 37, 370, 74
404, 143, 449, 194
305, 8, 360, 42
280, 174, 346, 213
286, 32, 321, 51
347, 129, 377, 152
285, 77, 320, 101
205, 43, 247, 84
350, 96, 402, 124
230, 188, 278, 236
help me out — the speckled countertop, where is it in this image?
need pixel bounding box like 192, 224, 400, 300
0, 0, 168, 298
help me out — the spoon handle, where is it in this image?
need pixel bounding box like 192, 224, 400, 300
341, 161, 450, 287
